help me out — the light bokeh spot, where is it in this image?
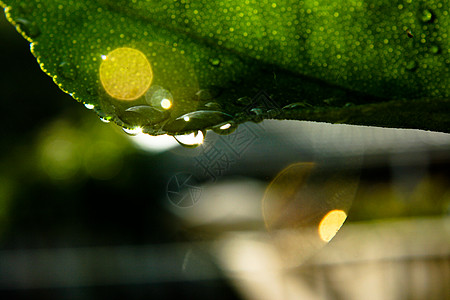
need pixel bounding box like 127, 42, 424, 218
318, 209, 347, 242
160, 98, 172, 109
100, 47, 153, 100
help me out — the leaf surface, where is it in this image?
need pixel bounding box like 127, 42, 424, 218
1, 0, 449, 134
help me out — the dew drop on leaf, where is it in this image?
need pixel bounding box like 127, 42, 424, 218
122, 105, 168, 125
406, 61, 418, 72
250, 108, 264, 115
236, 96, 252, 106
15, 18, 40, 38
84, 103, 95, 110
196, 86, 222, 101
145, 86, 173, 110
57, 61, 77, 80
212, 122, 238, 135
420, 9, 434, 23
204, 102, 221, 110
209, 58, 221, 66
163, 110, 233, 132
99, 47, 153, 100
283, 102, 311, 110
430, 45, 440, 55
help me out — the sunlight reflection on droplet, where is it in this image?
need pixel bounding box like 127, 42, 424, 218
160, 98, 172, 109
184, 116, 190, 122
318, 209, 348, 242
219, 123, 231, 130
122, 127, 143, 136
84, 103, 95, 110
174, 131, 204, 148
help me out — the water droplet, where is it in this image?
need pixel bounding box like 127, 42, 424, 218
122, 105, 169, 125
196, 89, 213, 101
145, 85, 173, 110
212, 122, 238, 135
204, 102, 221, 110
267, 109, 280, 118
283, 102, 309, 110
420, 9, 434, 23
84, 103, 95, 110
406, 28, 414, 38
196, 86, 222, 101
100, 47, 153, 100
236, 96, 252, 106
100, 117, 110, 123
163, 110, 233, 132
250, 108, 264, 115
209, 58, 221, 66
173, 131, 204, 148
219, 123, 231, 130
15, 18, 40, 38
406, 61, 418, 71
429, 44, 440, 54
122, 127, 143, 136
58, 61, 77, 80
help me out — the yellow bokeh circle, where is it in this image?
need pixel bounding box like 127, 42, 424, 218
318, 209, 347, 242
100, 47, 153, 100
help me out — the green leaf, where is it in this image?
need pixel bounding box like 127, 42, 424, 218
1, 0, 449, 136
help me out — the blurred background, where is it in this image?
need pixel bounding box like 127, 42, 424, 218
1, 11, 449, 300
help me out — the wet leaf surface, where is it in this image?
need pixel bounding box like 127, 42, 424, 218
1, 0, 449, 135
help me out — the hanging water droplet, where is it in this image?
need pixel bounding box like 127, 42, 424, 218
57, 61, 77, 80
84, 103, 95, 110
100, 117, 111, 123
163, 110, 233, 132
236, 96, 252, 106
173, 131, 205, 148
121, 105, 169, 125
204, 102, 221, 110
145, 85, 173, 110
420, 9, 434, 23
209, 58, 221, 66
122, 127, 143, 136
406, 61, 418, 71
15, 18, 40, 38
